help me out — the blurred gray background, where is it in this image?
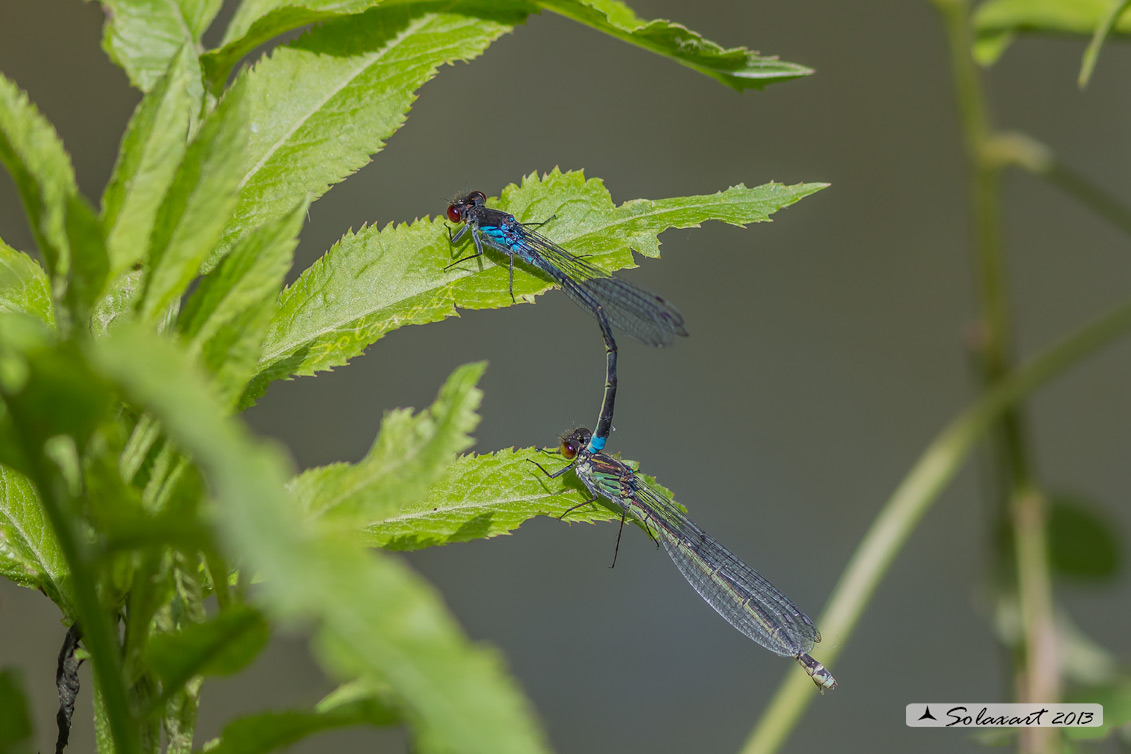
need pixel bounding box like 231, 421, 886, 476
2, 1, 1129, 752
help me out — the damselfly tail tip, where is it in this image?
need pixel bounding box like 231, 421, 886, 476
796, 653, 837, 693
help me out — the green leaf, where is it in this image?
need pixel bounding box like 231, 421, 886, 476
90, 326, 549, 754
1057, 612, 1119, 687
363, 447, 621, 551
0, 314, 115, 473
138, 79, 249, 323
102, 46, 203, 276
92, 270, 143, 337
973, 0, 1131, 65
146, 605, 270, 693
0, 669, 35, 754
212, 0, 526, 262
0, 239, 54, 327
62, 194, 111, 330
204, 0, 382, 87
96, 0, 223, 92
0, 73, 78, 284
0, 463, 69, 609
0, 322, 136, 753
1066, 676, 1131, 740
250, 169, 825, 401
1079, 0, 1131, 87
206, 0, 809, 96
202, 693, 397, 754
203, 682, 397, 754
538, 0, 812, 89
1047, 494, 1120, 580
291, 362, 485, 528
180, 199, 307, 410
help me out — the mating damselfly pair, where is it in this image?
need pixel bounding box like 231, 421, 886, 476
444, 189, 836, 692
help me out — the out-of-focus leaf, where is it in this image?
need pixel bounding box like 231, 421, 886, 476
95, 0, 222, 92
973, 0, 1131, 65
1079, 0, 1131, 86
211, 0, 527, 262
146, 605, 270, 693
102, 46, 203, 275
1057, 611, 1119, 686
1066, 676, 1131, 739
0, 463, 69, 609
1048, 493, 1120, 580
0, 314, 114, 474
203, 681, 396, 754
316, 677, 395, 715
138, 80, 249, 323
0, 239, 54, 327
202, 696, 397, 754
290, 362, 484, 528
249, 169, 825, 403
0, 73, 77, 284
538, 0, 811, 89
179, 200, 307, 411
62, 194, 110, 329
0, 669, 34, 754
91, 327, 550, 754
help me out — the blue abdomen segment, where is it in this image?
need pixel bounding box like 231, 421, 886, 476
587, 435, 607, 452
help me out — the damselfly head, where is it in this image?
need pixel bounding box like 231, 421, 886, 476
445, 190, 487, 224
558, 428, 592, 459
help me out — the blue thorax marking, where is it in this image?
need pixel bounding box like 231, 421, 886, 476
479, 224, 516, 250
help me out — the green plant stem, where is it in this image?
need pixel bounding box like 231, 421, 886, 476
6, 443, 138, 754
740, 296, 1131, 754
933, 5, 1058, 748
934, 0, 1029, 485
985, 132, 1131, 238
1012, 485, 1058, 706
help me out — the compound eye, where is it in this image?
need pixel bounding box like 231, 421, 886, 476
560, 439, 579, 460
446, 204, 462, 223
469, 190, 486, 204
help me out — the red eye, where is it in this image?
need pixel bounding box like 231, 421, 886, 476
469, 190, 486, 204
446, 204, 462, 223
560, 440, 578, 460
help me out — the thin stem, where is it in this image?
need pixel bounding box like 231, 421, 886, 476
934, 4, 1059, 747
6, 445, 138, 754
740, 297, 1131, 754
935, 0, 1030, 483
1013, 486, 1058, 702
986, 132, 1131, 238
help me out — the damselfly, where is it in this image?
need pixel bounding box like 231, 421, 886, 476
445, 191, 687, 347
445, 190, 687, 450
531, 428, 837, 692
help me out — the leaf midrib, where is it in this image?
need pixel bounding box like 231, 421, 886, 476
237, 14, 433, 192
160, 0, 195, 47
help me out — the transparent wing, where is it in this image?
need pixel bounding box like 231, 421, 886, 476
519, 230, 688, 347
627, 479, 821, 657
